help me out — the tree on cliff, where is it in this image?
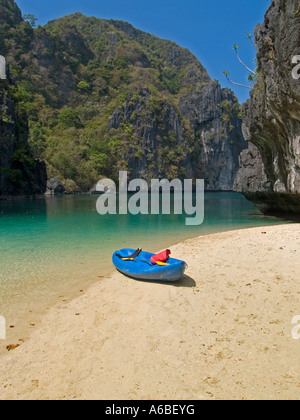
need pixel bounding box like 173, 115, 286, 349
223, 39, 257, 89
23, 13, 37, 28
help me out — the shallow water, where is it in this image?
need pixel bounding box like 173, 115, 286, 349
0, 192, 288, 332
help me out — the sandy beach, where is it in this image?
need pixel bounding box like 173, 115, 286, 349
1, 224, 300, 400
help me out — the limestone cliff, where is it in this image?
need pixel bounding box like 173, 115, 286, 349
1, 0, 247, 192
234, 142, 269, 194
109, 83, 246, 189
238, 0, 300, 214
0, 66, 46, 196
179, 83, 245, 190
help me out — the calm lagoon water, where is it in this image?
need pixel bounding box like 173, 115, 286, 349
0, 192, 288, 331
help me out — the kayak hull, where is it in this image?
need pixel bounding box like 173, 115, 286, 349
112, 249, 187, 282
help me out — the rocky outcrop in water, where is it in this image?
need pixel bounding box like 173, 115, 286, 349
238, 0, 300, 214
45, 178, 66, 195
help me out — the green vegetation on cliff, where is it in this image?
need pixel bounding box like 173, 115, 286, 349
1, 0, 244, 192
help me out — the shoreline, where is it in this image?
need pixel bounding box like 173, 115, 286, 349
0, 217, 287, 357
1, 224, 300, 400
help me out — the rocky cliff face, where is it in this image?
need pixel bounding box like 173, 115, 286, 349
1, 0, 247, 192
0, 67, 47, 196
179, 83, 246, 190
238, 0, 300, 214
109, 83, 246, 189
234, 142, 269, 194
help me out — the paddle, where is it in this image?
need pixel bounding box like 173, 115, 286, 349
120, 257, 169, 266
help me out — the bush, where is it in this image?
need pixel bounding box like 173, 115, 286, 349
77, 80, 90, 91
58, 109, 83, 128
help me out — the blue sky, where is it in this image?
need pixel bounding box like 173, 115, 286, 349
17, 0, 271, 103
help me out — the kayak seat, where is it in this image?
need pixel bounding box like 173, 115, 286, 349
116, 248, 142, 260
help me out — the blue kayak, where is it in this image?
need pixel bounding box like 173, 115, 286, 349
112, 249, 187, 282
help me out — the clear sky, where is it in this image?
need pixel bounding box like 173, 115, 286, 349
17, 0, 272, 103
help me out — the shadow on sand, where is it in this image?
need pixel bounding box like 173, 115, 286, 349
129, 274, 196, 288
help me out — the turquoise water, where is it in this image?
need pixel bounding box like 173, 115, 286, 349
0, 192, 288, 330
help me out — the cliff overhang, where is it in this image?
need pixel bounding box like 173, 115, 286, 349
236, 0, 300, 215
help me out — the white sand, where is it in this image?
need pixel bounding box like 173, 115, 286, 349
1, 224, 300, 400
